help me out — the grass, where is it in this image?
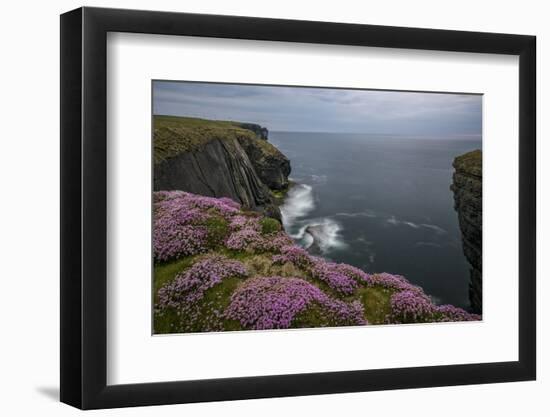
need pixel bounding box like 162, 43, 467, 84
453, 149, 482, 177
260, 217, 281, 235
270, 180, 294, 203
240, 254, 308, 279
153, 307, 182, 334
270, 188, 289, 204
229, 130, 283, 159
292, 304, 338, 328
292, 287, 393, 328
153, 256, 197, 303
151, 199, 405, 332
203, 216, 229, 246
153, 252, 246, 333
153, 246, 398, 332
154, 276, 245, 334
153, 214, 231, 303
155, 115, 246, 130
354, 286, 393, 324
153, 115, 281, 163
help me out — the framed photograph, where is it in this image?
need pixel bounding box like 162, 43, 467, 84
60, 6, 536, 409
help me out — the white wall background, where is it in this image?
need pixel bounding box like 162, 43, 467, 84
0, 0, 546, 415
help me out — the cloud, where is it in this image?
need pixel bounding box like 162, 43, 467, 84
153, 81, 482, 136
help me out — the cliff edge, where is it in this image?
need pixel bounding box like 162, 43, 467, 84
451, 149, 482, 314
153, 116, 290, 221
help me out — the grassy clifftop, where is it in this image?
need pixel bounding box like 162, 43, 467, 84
453, 149, 482, 178
153, 191, 480, 334
154, 115, 280, 164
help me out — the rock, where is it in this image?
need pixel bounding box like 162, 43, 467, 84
262, 203, 283, 223
153, 116, 290, 221
235, 135, 291, 190
235, 122, 269, 140
451, 149, 482, 314
304, 225, 323, 255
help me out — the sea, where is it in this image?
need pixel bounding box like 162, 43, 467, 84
270, 131, 482, 310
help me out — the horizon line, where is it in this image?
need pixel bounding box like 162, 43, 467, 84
153, 114, 482, 139
270, 130, 482, 137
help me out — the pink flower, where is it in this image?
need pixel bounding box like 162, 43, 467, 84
225, 276, 367, 329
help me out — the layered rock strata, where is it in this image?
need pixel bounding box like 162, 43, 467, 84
451, 150, 482, 314
153, 116, 290, 221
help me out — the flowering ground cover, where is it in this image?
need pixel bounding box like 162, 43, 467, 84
153, 191, 480, 334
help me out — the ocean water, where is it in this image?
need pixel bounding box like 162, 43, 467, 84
270, 132, 482, 310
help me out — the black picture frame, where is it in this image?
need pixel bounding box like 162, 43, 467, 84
60, 6, 536, 410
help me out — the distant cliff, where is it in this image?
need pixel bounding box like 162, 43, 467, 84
234, 122, 269, 140
153, 116, 290, 221
451, 150, 482, 314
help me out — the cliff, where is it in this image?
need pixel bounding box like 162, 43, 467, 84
451, 150, 482, 314
234, 122, 269, 140
153, 116, 290, 221
153, 191, 480, 334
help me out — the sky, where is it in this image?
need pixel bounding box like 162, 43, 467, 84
153, 81, 482, 137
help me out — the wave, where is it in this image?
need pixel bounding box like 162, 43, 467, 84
335, 209, 377, 218
310, 174, 327, 184
387, 216, 399, 226
386, 216, 447, 234
420, 223, 447, 234
280, 183, 346, 254
302, 218, 348, 253
280, 184, 315, 229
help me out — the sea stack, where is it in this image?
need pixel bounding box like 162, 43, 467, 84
451, 150, 482, 314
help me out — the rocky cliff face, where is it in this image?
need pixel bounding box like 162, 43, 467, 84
153, 116, 290, 221
451, 150, 482, 314
234, 135, 291, 190
235, 122, 269, 140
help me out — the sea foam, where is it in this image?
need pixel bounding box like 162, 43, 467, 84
281, 183, 346, 253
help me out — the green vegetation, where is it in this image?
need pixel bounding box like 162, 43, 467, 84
354, 286, 393, 324
260, 217, 281, 235
203, 216, 229, 246
154, 248, 397, 329
270, 188, 289, 204
292, 304, 344, 328
152, 191, 479, 333
155, 276, 244, 334
153, 256, 197, 302
270, 189, 287, 199
230, 131, 283, 159
239, 254, 307, 279
154, 115, 281, 163
155, 115, 244, 130
453, 149, 482, 177
270, 180, 293, 204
